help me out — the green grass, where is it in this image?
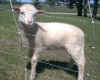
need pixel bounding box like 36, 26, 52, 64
0, 4, 100, 80
41, 4, 77, 13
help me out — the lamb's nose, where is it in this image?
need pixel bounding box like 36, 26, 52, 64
28, 21, 32, 24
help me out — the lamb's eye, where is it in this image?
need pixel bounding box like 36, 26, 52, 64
20, 12, 24, 15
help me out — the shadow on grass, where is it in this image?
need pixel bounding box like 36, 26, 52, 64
96, 17, 100, 20
26, 60, 78, 78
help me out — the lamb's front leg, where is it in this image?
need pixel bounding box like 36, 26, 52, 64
30, 47, 42, 80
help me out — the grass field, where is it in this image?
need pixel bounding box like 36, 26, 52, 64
0, 4, 100, 80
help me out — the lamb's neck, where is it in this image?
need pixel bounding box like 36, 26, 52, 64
21, 22, 39, 37
19, 22, 39, 48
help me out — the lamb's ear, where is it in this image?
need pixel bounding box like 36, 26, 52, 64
37, 10, 44, 14
13, 8, 20, 13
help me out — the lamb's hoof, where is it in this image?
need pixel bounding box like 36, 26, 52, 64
88, 45, 96, 49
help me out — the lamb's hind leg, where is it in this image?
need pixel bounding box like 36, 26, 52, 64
65, 45, 85, 80
30, 47, 43, 80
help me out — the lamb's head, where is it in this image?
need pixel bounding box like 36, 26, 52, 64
14, 4, 44, 25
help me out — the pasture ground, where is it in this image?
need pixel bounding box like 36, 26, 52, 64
0, 4, 100, 80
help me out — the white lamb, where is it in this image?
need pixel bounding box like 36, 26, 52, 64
14, 4, 85, 80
